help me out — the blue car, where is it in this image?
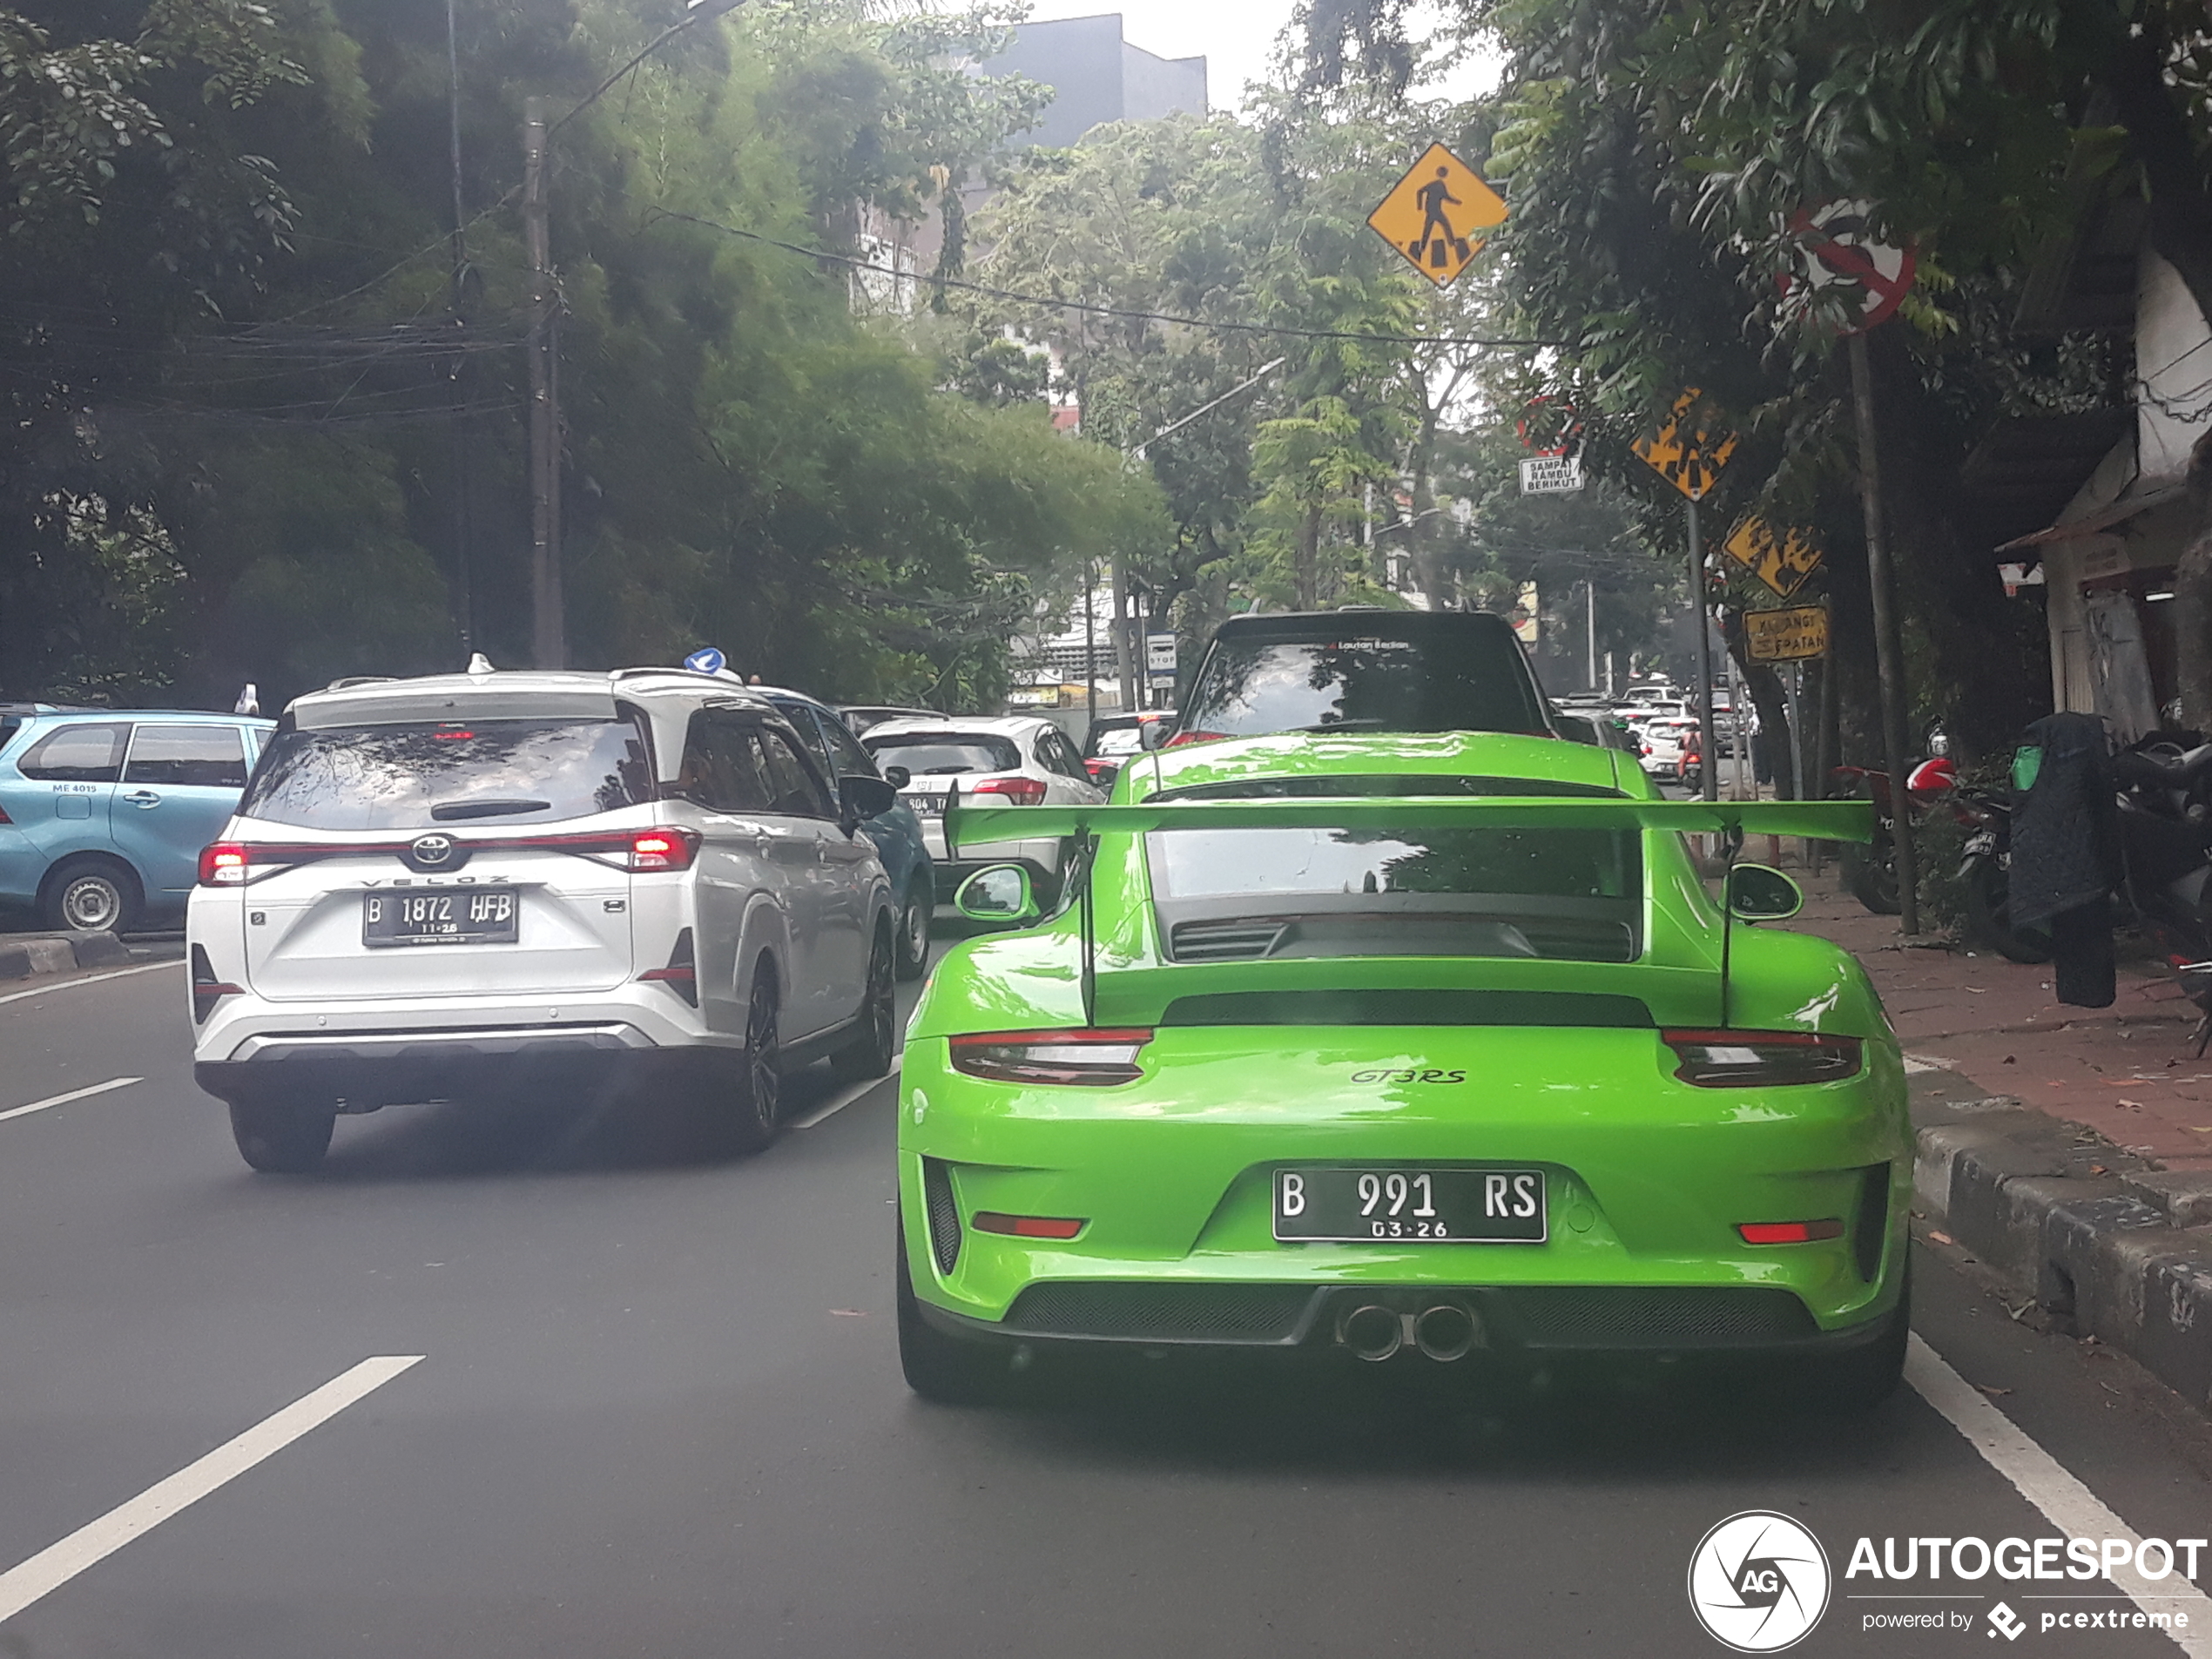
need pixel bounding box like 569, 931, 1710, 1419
0, 705, 274, 934
755, 687, 936, 980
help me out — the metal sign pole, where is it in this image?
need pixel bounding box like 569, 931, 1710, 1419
1847, 332, 1919, 934
1689, 499, 1719, 804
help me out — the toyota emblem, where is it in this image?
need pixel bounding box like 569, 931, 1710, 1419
408, 833, 457, 869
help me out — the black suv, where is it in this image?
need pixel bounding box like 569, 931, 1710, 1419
1172, 610, 1554, 743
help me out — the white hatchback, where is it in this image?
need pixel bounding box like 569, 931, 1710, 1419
187, 665, 899, 1171
859, 715, 1105, 907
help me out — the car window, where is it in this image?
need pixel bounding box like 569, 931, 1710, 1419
123, 724, 248, 788
240, 718, 653, 829
772, 701, 839, 779
1094, 726, 1146, 758
759, 726, 833, 817
1182, 625, 1547, 738
1145, 824, 1641, 964
862, 732, 1022, 776
814, 711, 879, 779
1035, 732, 1081, 779
678, 713, 773, 813
17, 722, 131, 783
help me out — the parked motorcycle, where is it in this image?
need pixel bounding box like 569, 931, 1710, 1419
1829, 754, 2051, 962
2112, 737, 2212, 1042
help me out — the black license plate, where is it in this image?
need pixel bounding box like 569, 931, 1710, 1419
910, 793, 948, 817
363, 890, 519, 948
1273, 1168, 1547, 1244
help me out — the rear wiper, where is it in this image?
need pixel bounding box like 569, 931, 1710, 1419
917, 766, 974, 775
1287, 719, 1387, 732
429, 799, 551, 820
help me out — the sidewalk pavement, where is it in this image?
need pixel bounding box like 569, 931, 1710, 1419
1785, 880, 2212, 1174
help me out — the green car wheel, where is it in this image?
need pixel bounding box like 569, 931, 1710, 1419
897, 1217, 1025, 1406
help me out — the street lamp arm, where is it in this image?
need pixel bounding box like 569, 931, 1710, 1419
1130, 356, 1287, 461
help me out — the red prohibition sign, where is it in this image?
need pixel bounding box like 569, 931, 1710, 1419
1784, 203, 1916, 334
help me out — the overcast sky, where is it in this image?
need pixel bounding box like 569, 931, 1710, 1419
1014, 1, 1500, 114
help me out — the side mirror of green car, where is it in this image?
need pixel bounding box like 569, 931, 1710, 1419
1727, 862, 1804, 923
954, 864, 1040, 925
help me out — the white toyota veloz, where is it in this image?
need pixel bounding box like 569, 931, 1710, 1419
187, 663, 899, 1172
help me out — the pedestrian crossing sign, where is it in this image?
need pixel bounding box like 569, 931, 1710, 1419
1631, 388, 1739, 502
1368, 143, 1507, 288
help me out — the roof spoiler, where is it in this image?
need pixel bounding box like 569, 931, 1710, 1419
943, 794, 1875, 854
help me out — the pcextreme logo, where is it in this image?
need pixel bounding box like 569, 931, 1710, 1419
1689, 1511, 1832, 1652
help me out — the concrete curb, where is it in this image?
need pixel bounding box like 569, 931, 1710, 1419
0, 931, 132, 981
1915, 1084, 2212, 1418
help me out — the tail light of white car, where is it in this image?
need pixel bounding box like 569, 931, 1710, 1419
198, 826, 702, 886
967, 777, 1048, 806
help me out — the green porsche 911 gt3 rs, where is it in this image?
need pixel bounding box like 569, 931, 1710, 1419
895, 731, 1901, 1407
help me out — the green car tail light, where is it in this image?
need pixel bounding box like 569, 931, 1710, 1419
948, 1028, 1153, 1086
1661, 1029, 1863, 1087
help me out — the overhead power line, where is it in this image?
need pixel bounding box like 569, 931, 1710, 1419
641, 209, 1559, 351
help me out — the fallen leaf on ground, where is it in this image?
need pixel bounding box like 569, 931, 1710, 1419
829, 1308, 867, 1318
1928, 1230, 1956, 1246
1973, 1383, 2013, 1398
2004, 1055, 2018, 1063
2090, 1164, 2109, 1175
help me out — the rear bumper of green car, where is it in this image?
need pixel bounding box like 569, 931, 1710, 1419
896, 1024, 1910, 1358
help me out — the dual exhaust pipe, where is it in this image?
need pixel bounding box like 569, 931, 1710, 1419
1335, 1298, 1480, 1363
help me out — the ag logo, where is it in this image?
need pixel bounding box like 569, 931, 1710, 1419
1687, 1511, 1830, 1652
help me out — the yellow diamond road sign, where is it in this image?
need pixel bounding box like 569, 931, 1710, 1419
1631, 388, 1739, 502
1369, 143, 1506, 288
1723, 516, 1825, 598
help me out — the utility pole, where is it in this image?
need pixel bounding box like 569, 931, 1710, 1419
1848, 332, 1919, 933
446, 0, 474, 651
1082, 568, 1097, 728
523, 98, 563, 670
1585, 579, 1597, 691
1687, 501, 1719, 804
1112, 560, 1135, 712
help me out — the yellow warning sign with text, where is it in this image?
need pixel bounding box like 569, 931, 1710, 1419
1723, 516, 1824, 598
1368, 143, 1507, 289
1632, 389, 1739, 502
1745, 604, 1829, 662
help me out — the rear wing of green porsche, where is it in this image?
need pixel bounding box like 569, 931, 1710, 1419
942, 790, 1875, 1029
942, 794, 1877, 851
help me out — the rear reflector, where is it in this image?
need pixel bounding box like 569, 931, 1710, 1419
1662, 1028, 1863, 1087
948, 1028, 1152, 1086
1737, 1219, 1845, 1245
189, 945, 240, 1024
637, 928, 698, 1006
971, 1211, 1085, 1240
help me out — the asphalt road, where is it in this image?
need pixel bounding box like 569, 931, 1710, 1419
3, 954, 2211, 1657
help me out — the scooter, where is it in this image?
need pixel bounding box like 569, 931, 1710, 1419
1827, 752, 2051, 961
2111, 738, 2212, 1048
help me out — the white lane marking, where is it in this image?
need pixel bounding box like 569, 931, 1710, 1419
0, 960, 177, 1009
0, 1076, 140, 1124
792, 1055, 900, 1130
1907, 1334, 2212, 1655
0, 1354, 423, 1627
